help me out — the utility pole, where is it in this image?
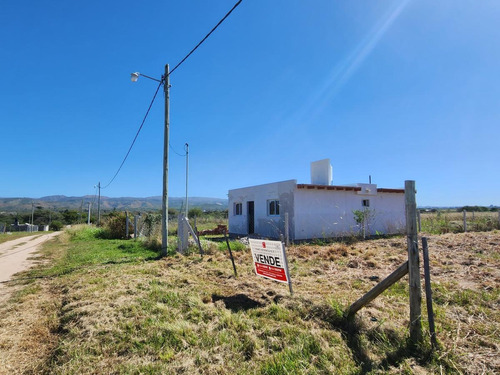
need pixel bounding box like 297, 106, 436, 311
185, 143, 189, 217
97, 182, 101, 226
79, 200, 84, 224
31, 201, 34, 232
87, 202, 91, 225
161, 64, 170, 257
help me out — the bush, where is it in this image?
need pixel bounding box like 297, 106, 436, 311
188, 208, 203, 219
50, 220, 64, 231
101, 212, 133, 239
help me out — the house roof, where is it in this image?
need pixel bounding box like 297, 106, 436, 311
296, 184, 404, 193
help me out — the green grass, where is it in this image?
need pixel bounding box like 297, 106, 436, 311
29, 226, 160, 280
3, 226, 498, 374
420, 211, 499, 234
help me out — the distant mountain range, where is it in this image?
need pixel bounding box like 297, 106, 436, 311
0, 196, 228, 212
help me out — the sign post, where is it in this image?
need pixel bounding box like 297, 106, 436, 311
249, 239, 293, 295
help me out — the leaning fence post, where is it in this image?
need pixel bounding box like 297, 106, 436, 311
405, 180, 422, 346
224, 230, 237, 277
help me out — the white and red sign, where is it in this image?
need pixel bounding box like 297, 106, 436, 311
249, 239, 290, 283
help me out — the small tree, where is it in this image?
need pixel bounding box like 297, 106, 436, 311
188, 207, 203, 219
353, 209, 374, 238
50, 220, 63, 231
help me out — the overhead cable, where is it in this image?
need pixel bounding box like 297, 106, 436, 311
102, 81, 163, 189
101, 0, 243, 189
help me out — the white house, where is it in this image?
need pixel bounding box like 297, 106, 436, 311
228, 159, 405, 241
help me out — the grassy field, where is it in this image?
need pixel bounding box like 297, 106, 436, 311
420, 211, 499, 234
0, 225, 498, 374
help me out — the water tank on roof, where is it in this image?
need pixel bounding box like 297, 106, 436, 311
311, 159, 332, 185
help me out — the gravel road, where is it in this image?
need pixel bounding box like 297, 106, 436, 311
0, 232, 60, 303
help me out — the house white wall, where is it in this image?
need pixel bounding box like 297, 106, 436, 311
228, 180, 405, 241
293, 187, 405, 240
228, 180, 296, 238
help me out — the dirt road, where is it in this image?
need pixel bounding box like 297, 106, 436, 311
0, 232, 60, 303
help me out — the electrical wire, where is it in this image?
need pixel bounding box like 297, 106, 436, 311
169, 143, 187, 156
101, 81, 163, 189
100, 0, 242, 189
170, 0, 243, 75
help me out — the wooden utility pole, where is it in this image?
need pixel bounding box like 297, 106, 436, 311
161, 64, 170, 257
97, 182, 101, 226
405, 180, 422, 345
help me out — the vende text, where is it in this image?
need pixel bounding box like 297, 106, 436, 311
254, 254, 281, 267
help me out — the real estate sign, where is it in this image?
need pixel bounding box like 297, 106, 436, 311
249, 239, 290, 284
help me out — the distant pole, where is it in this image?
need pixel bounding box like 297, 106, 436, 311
97, 182, 101, 226
31, 201, 35, 232
87, 202, 91, 225
185, 143, 189, 217
79, 200, 83, 224
405, 180, 422, 346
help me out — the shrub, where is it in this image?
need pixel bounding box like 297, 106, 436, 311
49, 220, 64, 231
101, 212, 133, 239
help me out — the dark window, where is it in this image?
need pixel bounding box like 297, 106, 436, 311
362, 199, 370, 207
234, 202, 242, 215
268, 200, 280, 216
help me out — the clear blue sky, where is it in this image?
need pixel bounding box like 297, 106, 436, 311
1, 0, 499, 207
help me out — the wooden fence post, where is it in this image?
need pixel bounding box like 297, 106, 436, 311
285, 212, 290, 246
463, 210, 467, 232
126, 211, 129, 239
134, 215, 138, 240
422, 237, 437, 348
405, 180, 422, 345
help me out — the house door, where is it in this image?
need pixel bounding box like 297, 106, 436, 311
247, 201, 254, 234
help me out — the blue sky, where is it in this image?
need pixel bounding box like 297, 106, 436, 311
1, 0, 499, 206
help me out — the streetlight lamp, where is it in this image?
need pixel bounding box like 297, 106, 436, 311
131, 64, 170, 256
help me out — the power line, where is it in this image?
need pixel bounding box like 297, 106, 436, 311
169, 143, 187, 156
100, 0, 243, 189
170, 0, 243, 75
102, 81, 163, 189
